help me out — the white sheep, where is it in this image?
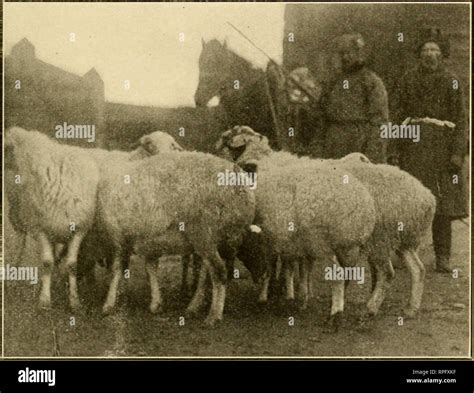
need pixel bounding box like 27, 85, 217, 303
76, 130, 185, 280
5, 128, 183, 309
216, 126, 376, 329
331, 153, 436, 318
86, 130, 184, 165
5, 127, 100, 311
95, 151, 256, 325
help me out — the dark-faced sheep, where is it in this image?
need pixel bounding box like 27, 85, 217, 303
216, 126, 376, 328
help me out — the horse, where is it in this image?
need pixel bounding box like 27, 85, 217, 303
195, 39, 326, 155
194, 38, 281, 148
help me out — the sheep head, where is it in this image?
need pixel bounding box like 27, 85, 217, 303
340, 152, 371, 164
138, 131, 184, 156
215, 126, 272, 166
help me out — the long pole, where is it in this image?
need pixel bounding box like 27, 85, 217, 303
226, 21, 319, 102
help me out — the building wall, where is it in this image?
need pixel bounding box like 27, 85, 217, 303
104, 102, 226, 152
4, 38, 225, 153
4, 39, 106, 147
283, 3, 470, 110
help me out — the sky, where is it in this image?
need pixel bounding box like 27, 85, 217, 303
4, 3, 285, 107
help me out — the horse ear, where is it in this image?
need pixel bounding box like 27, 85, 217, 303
223, 38, 228, 49
201, 37, 206, 47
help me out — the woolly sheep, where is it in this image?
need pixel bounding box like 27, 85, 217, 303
5, 127, 100, 311
95, 151, 256, 325
328, 153, 436, 318
5, 127, 183, 308
86, 130, 184, 165
216, 126, 377, 327
76, 130, 185, 280
133, 133, 258, 301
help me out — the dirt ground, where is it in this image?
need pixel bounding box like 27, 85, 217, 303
2, 214, 470, 358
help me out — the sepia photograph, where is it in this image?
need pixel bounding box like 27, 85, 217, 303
2, 1, 471, 360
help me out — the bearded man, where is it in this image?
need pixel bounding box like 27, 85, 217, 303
391, 28, 468, 273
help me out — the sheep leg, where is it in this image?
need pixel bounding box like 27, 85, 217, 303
297, 260, 309, 310
325, 279, 345, 333
258, 271, 271, 304
283, 262, 295, 301
145, 256, 162, 314
64, 232, 87, 311
54, 243, 66, 264
185, 264, 207, 316
325, 257, 345, 333
103, 252, 123, 315
38, 233, 55, 309
402, 249, 426, 318
369, 260, 377, 293
15, 233, 28, 266
307, 262, 314, 299
365, 259, 394, 316
191, 254, 202, 294
204, 251, 227, 326
181, 254, 191, 298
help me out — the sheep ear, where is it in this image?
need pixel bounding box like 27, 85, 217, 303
260, 135, 270, 147
172, 142, 184, 151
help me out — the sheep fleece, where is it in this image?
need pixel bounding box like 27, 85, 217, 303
5, 127, 99, 240
97, 151, 255, 255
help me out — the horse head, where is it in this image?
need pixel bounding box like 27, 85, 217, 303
195, 38, 232, 107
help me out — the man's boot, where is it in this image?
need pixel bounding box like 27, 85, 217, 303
432, 214, 452, 274
435, 255, 451, 273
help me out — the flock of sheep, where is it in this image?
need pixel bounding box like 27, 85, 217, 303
5, 125, 436, 329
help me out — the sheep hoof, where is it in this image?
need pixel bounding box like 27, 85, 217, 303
38, 297, 51, 310
324, 313, 342, 333
256, 300, 268, 310
69, 298, 82, 313
184, 308, 200, 319
203, 316, 222, 328
364, 306, 378, 318
149, 303, 162, 314
403, 307, 418, 319
102, 303, 116, 316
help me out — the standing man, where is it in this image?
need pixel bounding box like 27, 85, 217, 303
321, 33, 389, 163
391, 28, 468, 273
